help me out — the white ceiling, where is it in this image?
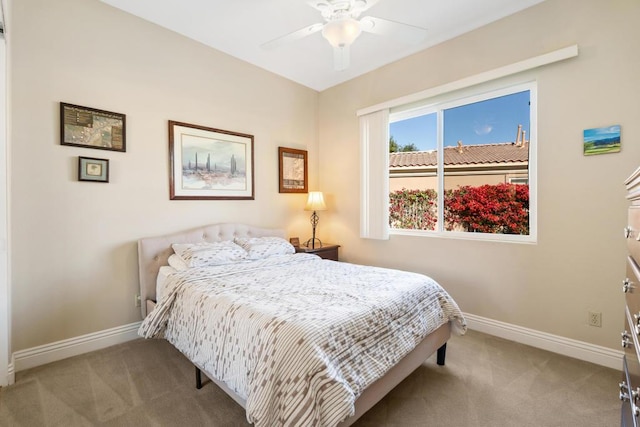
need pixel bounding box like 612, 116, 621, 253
100, 0, 545, 92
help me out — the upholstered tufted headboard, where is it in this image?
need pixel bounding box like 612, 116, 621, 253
137, 223, 286, 318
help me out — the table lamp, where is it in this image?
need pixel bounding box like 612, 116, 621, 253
304, 191, 327, 249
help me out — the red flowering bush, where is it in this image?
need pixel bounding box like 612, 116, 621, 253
389, 183, 529, 235
389, 188, 437, 231
445, 183, 529, 234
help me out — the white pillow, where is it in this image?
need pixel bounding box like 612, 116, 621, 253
167, 254, 190, 271
171, 241, 248, 267
234, 236, 295, 259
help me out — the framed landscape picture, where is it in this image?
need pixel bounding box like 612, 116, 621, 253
583, 124, 621, 156
278, 147, 308, 193
60, 102, 126, 152
169, 121, 254, 200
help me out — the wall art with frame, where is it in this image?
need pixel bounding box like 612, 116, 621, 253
169, 121, 254, 200
278, 146, 308, 193
583, 124, 621, 156
78, 156, 109, 183
60, 102, 126, 152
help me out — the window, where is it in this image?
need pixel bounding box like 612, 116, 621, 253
388, 83, 536, 241
360, 47, 577, 242
509, 177, 529, 185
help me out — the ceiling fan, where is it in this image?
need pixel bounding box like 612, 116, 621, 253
261, 0, 428, 71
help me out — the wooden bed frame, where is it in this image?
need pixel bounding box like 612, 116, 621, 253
138, 223, 451, 426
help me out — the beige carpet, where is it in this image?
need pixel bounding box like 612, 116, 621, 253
0, 330, 620, 426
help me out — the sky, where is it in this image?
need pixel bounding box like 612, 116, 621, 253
390, 90, 531, 151
583, 124, 620, 142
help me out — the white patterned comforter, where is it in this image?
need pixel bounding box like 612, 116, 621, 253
139, 254, 466, 427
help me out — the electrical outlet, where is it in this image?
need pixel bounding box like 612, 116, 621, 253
134, 294, 141, 307
588, 311, 602, 327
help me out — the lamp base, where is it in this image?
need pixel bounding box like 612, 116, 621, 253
304, 238, 323, 249
306, 211, 322, 249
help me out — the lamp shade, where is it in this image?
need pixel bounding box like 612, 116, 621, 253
305, 191, 327, 211
322, 17, 362, 47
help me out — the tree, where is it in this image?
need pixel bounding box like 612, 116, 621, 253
400, 143, 418, 152
389, 135, 399, 153
389, 135, 418, 153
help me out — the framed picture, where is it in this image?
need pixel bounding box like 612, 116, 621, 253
78, 156, 109, 183
583, 124, 621, 156
278, 147, 308, 193
169, 121, 254, 200
60, 102, 126, 152
289, 237, 300, 248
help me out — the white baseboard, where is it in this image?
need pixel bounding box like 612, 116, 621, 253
464, 312, 623, 370
6, 314, 622, 385
12, 321, 142, 374
6, 360, 14, 385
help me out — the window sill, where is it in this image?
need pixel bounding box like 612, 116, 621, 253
389, 228, 537, 244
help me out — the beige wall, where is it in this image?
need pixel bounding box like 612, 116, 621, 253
319, 0, 639, 350
9, 0, 319, 350
8, 0, 639, 356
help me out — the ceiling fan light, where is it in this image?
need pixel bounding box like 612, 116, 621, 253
322, 18, 362, 47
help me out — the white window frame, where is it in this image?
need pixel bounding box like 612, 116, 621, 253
388, 81, 537, 243
359, 45, 578, 244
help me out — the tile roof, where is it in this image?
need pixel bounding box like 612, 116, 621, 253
389, 142, 529, 168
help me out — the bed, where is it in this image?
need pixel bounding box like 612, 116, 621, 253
137, 223, 466, 426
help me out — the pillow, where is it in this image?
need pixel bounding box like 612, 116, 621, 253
167, 253, 190, 271
171, 240, 248, 267
234, 236, 295, 259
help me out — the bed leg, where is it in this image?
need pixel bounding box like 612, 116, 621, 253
436, 343, 447, 366
195, 366, 203, 389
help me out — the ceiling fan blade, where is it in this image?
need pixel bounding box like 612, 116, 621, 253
333, 45, 350, 71
306, 0, 383, 19
359, 16, 427, 44
261, 23, 324, 50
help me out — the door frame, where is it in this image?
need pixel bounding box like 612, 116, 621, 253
0, 0, 11, 386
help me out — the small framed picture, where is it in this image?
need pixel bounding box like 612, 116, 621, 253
583, 124, 621, 156
289, 237, 300, 248
78, 156, 109, 183
279, 147, 307, 193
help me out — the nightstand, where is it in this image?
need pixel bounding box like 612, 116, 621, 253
295, 244, 340, 261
